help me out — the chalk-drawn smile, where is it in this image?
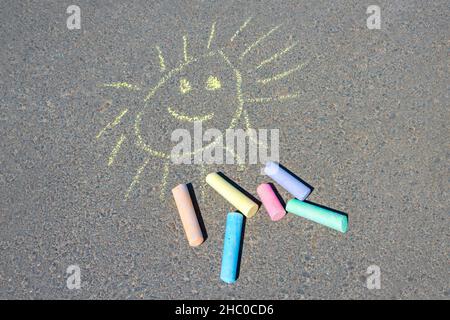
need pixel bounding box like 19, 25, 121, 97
167, 106, 214, 122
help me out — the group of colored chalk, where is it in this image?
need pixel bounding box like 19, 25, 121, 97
171, 161, 348, 284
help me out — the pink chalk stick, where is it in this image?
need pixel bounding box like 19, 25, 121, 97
257, 183, 286, 221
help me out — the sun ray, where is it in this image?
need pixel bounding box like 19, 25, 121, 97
96, 108, 128, 139
207, 21, 216, 50
183, 35, 189, 62
230, 17, 252, 43
125, 157, 150, 199
159, 162, 170, 201
257, 60, 309, 84
218, 49, 232, 66
155, 46, 166, 72
245, 92, 300, 103
107, 134, 126, 166
254, 41, 298, 70
167, 106, 214, 122
100, 83, 140, 90
239, 24, 282, 61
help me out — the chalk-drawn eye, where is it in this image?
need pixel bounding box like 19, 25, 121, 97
205, 75, 221, 90
179, 78, 192, 94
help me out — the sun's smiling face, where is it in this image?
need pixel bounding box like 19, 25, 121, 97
135, 50, 243, 158
170, 54, 233, 121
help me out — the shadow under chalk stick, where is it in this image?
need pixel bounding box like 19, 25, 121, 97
217, 172, 262, 207
304, 200, 349, 221
235, 215, 246, 280
186, 183, 208, 242
267, 182, 286, 208
275, 162, 315, 196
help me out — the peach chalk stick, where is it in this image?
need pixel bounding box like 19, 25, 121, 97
257, 183, 286, 221
172, 184, 204, 247
206, 172, 259, 218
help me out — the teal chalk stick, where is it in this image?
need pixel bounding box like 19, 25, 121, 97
286, 199, 348, 233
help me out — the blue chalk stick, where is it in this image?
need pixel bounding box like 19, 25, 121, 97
220, 212, 244, 284
264, 161, 312, 200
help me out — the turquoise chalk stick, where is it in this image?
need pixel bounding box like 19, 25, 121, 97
286, 199, 348, 233
220, 212, 244, 284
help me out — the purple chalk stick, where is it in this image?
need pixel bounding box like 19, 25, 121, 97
264, 161, 312, 201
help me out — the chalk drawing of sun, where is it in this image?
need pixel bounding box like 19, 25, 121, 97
96, 18, 314, 201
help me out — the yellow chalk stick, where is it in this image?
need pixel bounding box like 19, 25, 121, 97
206, 172, 259, 218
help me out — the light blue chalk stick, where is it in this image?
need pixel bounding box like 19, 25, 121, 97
286, 199, 348, 233
220, 212, 244, 284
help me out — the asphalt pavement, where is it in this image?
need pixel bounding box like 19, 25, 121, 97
0, 0, 448, 299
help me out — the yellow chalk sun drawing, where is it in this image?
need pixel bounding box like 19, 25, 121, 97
96, 17, 314, 201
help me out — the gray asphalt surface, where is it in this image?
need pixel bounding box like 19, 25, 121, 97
1, 0, 449, 299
